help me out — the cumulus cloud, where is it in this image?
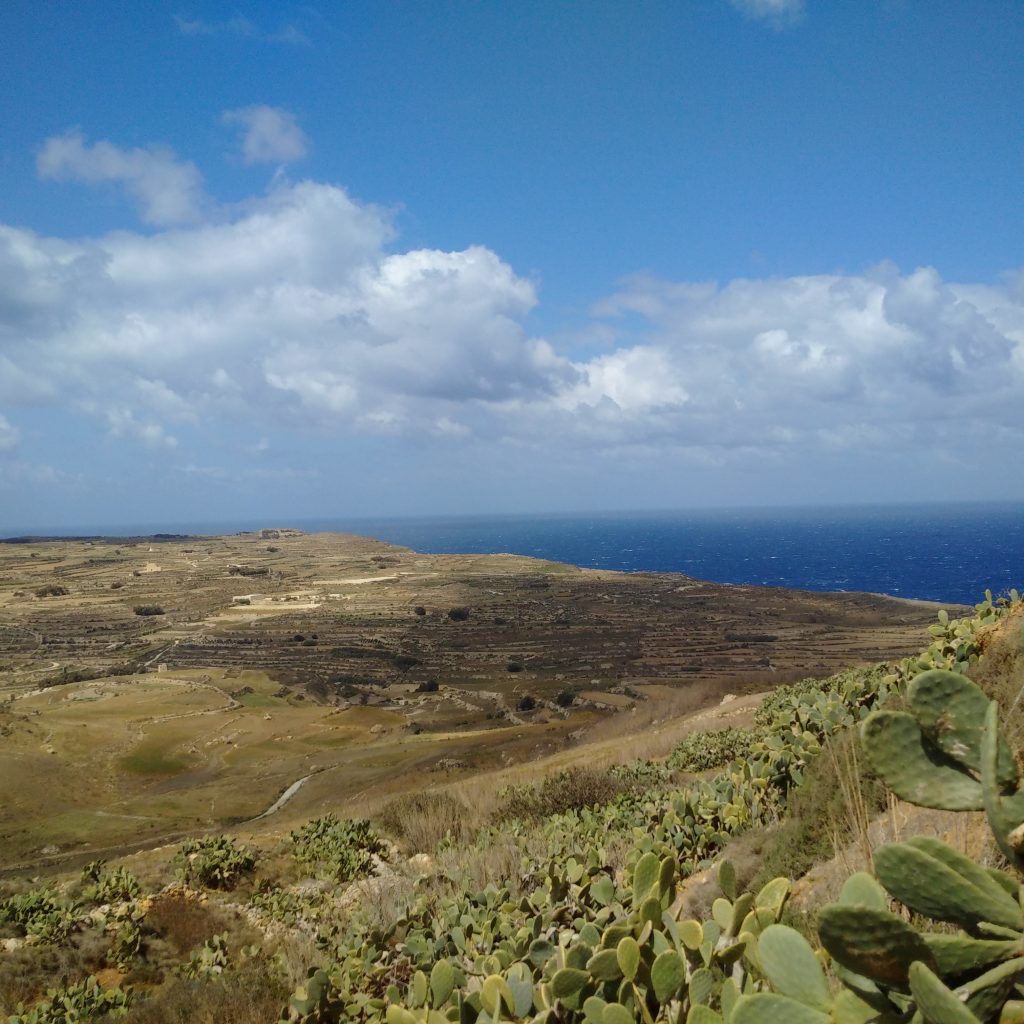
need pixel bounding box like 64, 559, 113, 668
561, 266, 1023, 455
175, 14, 309, 46
222, 106, 308, 165
0, 178, 575, 452
37, 131, 206, 226
728, 0, 805, 26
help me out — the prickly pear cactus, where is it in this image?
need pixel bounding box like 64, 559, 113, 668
812, 669, 1024, 1023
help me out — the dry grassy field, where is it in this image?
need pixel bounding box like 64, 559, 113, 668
0, 529, 956, 872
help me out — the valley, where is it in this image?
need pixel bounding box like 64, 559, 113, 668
0, 529, 951, 871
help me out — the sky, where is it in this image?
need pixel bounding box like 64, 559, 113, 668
1, 0, 1023, 531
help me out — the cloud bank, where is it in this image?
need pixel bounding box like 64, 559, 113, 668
5, 130, 1024, 499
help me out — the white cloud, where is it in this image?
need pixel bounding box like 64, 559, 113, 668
37, 131, 206, 226
728, 0, 805, 26
222, 106, 309, 165
105, 409, 178, 450
0, 412, 61, 492
0, 414, 20, 452
557, 346, 689, 413
0, 460, 60, 489
175, 15, 309, 46
135, 378, 196, 421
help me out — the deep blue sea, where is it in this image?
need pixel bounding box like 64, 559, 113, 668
9, 502, 1021, 606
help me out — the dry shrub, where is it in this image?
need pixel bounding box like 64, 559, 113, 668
501, 767, 625, 822
0, 940, 102, 1014
749, 730, 887, 891
377, 791, 473, 853
971, 605, 1024, 746
144, 892, 229, 955
432, 833, 524, 897
121, 964, 288, 1024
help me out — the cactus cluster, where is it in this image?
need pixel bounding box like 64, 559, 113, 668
667, 728, 755, 774
250, 882, 326, 930
6, 976, 132, 1024
178, 932, 231, 980
609, 760, 673, 787
104, 900, 145, 970
898, 590, 1019, 679
284, 845, 795, 1024
173, 834, 257, 890
79, 861, 140, 904
290, 815, 387, 882
737, 667, 1024, 1024
0, 885, 79, 945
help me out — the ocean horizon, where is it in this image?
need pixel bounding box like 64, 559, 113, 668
3, 501, 1020, 607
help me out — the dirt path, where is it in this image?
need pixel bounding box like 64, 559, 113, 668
247, 772, 320, 821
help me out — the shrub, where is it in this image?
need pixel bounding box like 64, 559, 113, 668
35, 585, 68, 598
506, 661, 523, 673
555, 687, 576, 707
415, 679, 439, 693
750, 729, 887, 891
144, 892, 229, 955
447, 606, 470, 621
414, 606, 426, 616
133, 605, 164, 617
501, 767, 625, 822
517, 694, 537, 711
377, 791, 471, 851
115, 966, 285, 1024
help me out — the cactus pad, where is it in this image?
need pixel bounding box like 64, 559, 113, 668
874, 841, 1024, 931
817, 904, 936, 988
757, 924, 831, 1011
908, 670, 1017, 784
731, 993, 830, 1023
861, 711, 984, 810
908, 961, 982, 1023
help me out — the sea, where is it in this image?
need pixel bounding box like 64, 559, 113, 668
7, 502, 1021, 607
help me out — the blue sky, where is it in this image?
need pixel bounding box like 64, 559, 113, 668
1, 1, 1022, 531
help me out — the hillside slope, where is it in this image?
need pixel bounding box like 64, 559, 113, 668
0, 587, 1020, 1022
